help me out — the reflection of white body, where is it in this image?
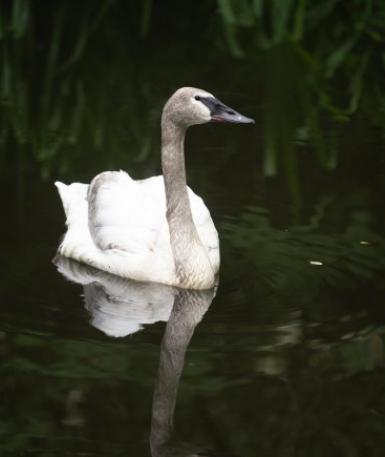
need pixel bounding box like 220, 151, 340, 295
55, 87, 254, 289
55, 256, 176, 337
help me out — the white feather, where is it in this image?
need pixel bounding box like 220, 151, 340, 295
55, 171, 219, 286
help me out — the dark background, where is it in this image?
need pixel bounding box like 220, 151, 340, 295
1, 1, 385, 456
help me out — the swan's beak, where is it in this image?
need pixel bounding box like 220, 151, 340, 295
211, 102, 255, 124
200, 96, 255, 124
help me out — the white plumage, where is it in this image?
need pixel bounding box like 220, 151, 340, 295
55, 171, 219, 286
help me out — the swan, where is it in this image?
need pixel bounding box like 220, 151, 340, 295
55, 87, 254, 289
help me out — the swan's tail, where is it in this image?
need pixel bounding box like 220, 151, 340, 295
54, 180, 96, 261
55, 181, 89, 221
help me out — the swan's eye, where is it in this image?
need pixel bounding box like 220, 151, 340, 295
194, 95, 201, 101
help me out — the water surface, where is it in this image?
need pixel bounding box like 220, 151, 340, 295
1, 3, 385, 456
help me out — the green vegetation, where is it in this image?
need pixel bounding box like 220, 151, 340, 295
1, 0, 384, 191
216, 0, 385, 207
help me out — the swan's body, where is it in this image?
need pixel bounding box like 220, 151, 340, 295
55, 87, 254, 289
55, 173, 219, 288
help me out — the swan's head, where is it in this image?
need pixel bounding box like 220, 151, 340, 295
162, 87, 255, 127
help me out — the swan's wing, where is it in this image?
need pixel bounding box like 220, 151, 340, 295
87, 171, 169, 254
55, 177, 174, 282
87, 171, 219, 262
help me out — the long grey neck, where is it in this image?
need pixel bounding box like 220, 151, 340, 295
161, 119, 195, 234
161, 116, 214, 288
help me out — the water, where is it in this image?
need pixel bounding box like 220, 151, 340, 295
1, 3, 385, 456
2, 118, 384, 457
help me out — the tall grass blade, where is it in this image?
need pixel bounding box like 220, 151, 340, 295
348, 50, 370, 114
293, 0, 306, 41
12, 0, 29, 39
140, 0, 153, 38
325, 38, 356, 78
217, 0, 236, 24
252, 0, 263, 18
272, 0, 294, 42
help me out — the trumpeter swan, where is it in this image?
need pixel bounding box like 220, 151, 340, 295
55, 87, 254, 289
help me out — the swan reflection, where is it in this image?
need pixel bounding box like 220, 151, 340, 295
54, 255, 177, 336
150, 287, 216, 457
54, 255, 216, 456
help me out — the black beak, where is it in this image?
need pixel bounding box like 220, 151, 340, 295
198, 96, 255, 124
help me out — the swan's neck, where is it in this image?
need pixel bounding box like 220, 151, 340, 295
161, 118, 214, 289
161, 121, 191, 228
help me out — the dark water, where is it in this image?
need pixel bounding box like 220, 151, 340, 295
1, 3, 385, 456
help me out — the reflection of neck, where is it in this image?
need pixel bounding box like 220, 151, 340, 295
161, 116, 214, 289
150, 289, 213, 457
